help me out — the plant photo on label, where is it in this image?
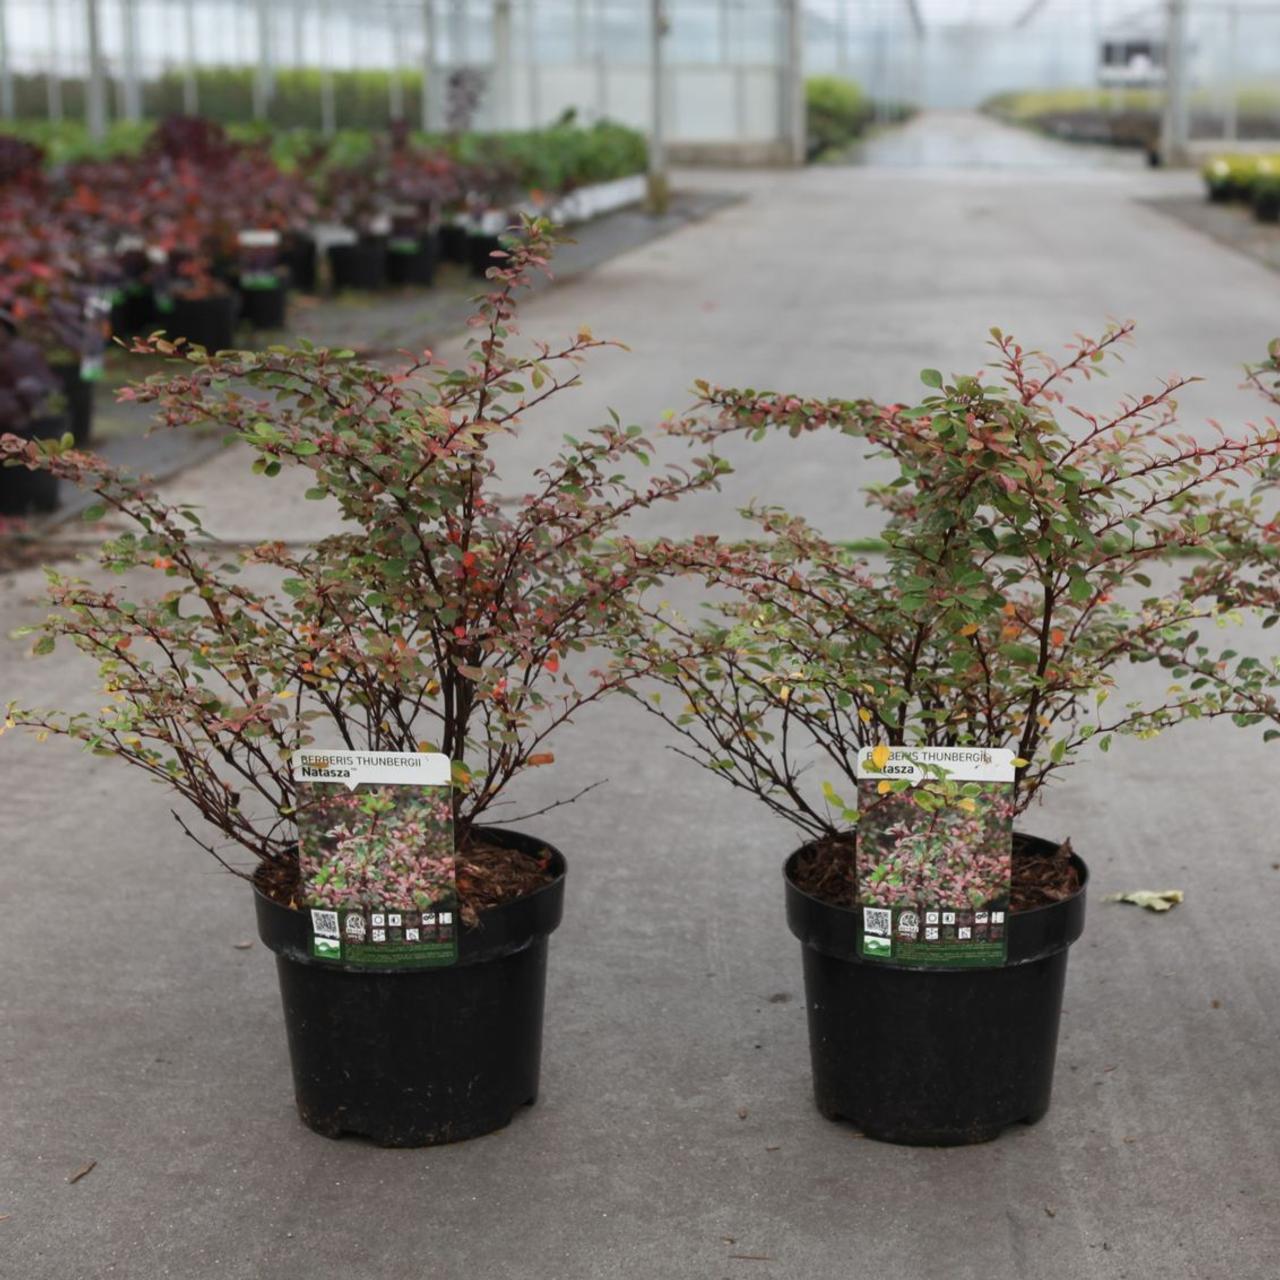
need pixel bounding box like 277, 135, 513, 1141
855, 783, 1016, 912
298, 785, 455, 913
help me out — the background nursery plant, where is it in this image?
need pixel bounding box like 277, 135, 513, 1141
2, 219, 726, 909
615, 321, 1280, 890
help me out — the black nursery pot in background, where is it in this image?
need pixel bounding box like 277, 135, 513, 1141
439, 221, 470, 264
109, 281, 155, 339
328, 239, 387, 292
0, 413, 65, 516
282, 231, 318, 293
385, 232, 438, 287
238, 277, 289, 330
255, 826, 567, 1147
53, 362, 94, 447
1253, 190, 1280, 224
168, 291, 239, 353
784, 832, 1088, 1146
468, 232, 504, 278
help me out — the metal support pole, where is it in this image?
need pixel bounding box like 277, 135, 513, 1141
1223, 4, 1239, 142
450, 0, 467, 65
86, 0, 106, 138
594, 0, 607, 121
183, 0, 199, 114
0, 0, 13, 122
47, 0, 64, 122
253, 0, 273, 121
647, 0, 668, 214
121, 0, 142, 121
1160, 0, 1191, 165
493, 0, 513, 130
320, 0, 336, 135
388, 3, 405, 122
421, 0, 440, 131
527, 0, 541, 128
783, 0, 805, 165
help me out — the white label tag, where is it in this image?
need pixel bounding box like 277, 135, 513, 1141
855, 746, 1016, 784
293, 749, 451, 791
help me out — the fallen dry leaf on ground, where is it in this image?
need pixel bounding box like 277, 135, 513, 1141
1103, 890, 1183, 912
66, 1161, 97, 1184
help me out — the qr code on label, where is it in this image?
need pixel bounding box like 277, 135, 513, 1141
863, 907, 892, 937
310, 910, 339, 939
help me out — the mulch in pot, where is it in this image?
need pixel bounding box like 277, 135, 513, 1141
257, 835, 557, 926
792, 832, 1080, 915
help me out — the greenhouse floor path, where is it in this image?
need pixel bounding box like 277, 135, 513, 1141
3, 111, 1279, 1280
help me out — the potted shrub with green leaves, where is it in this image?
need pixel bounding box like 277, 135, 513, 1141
1, 222, 725, 1146
613, 324, 1280, 1145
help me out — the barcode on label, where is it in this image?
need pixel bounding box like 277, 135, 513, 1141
310, 909, 340, 939
862, 907, 892, 938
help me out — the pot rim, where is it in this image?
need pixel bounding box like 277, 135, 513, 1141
783, 830, 1088, 968
254, 823, 567, 971
782, 829, 1088, 919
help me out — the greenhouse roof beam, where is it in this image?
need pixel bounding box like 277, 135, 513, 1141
902, 0, 925, 37
1013, 0, 1052, 29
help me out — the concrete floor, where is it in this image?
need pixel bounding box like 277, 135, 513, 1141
2, 112, 1279, 1279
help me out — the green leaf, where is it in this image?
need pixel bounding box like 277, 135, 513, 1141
920, 368, 943, 389
82, 503, 107, 522
1103, 889, 1183, 912
999, 643, 1041, 665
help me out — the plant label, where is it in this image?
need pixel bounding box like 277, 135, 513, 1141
295, 750, 459, 968
853, 747, 1016, 968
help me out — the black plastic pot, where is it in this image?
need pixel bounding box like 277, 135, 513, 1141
1253, 190, 1280, 224
439, 221, 470, 264
468, 231, 504, 278
238, 278, 289, 330
0, 413, 65, 515
385, 233, 438, 287
53, 362, 94, 446
784, 832, 1087, 1146
168, 291, 238, 352
254, 826, 566, 1147
328, 240, 387, 292
109, 282, 154, 339
283, 232, 318, 293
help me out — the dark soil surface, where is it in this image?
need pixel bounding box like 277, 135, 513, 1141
0, 529, 80, 573
791, 831, 1081, 914
255, 835, 558, 926
1146, 195, 1280, 275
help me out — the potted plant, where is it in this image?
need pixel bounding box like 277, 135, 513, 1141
235, 229, 289, 330
1, 221, 724, 1146
613, 324, 1280, 1145
382, 126, 456, 288
1252, 161, 1280, 224
318, 141, 393, 292
164, 246, 239, 353
0, 325, 64, 515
